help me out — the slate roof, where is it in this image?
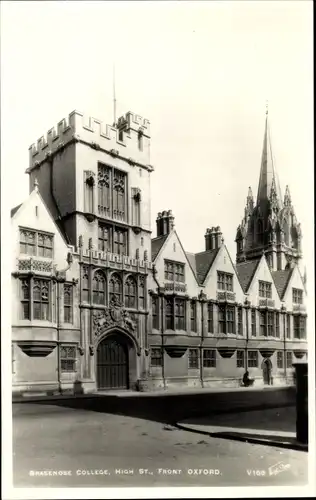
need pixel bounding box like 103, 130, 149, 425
236, 259, 261, 292
151, 235, 168, 261
185, 252, 197, 276
271, 269, 293, 299
10, 204, 22, 218
192, 248, 220, 285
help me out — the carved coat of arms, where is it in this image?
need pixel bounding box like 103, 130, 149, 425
93, 297, 136, 336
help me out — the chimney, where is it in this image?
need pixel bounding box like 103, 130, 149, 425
205, 226, 223, 250
156, 210, 175, 237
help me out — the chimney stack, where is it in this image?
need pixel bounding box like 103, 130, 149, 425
205, 226, 223, 250
156, 210, 175, 237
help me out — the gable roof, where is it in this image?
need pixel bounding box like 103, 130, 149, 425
151, 235, 169, 261
236, 259, 261, 292
10, 188, 70, 247
271, 269, 294, 299
11, 204, 22, 218
188, 248, 220, 285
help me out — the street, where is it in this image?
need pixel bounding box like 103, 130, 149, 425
13, 395, 308, 488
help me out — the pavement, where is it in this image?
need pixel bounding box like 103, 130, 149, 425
177, 406, 308, 452
12, 400, 308, 488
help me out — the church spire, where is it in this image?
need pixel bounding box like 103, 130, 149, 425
256, 104, 282, 211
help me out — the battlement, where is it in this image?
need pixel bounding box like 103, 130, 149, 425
81, 249, 153, 272
27, 110, 151, 172
117, 112, 150, 136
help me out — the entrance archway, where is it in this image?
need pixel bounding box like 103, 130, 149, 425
96, 335, 129, 390
262, 358, 272, 385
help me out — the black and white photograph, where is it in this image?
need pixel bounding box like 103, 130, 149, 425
1, 1, 314, 498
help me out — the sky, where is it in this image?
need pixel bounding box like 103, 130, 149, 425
1, 0, 313, 277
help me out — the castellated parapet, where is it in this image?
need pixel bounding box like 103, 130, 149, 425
27, 110, 151, 172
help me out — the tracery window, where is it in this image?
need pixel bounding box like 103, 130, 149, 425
259, 281, 272, 298
98, 164, 126, 221
188, 348, 199, 369
63, 284, 73, 323
109, 274, 122, 303
92, 271, 106, 305
175, 298, 186, 330
190, 301, 197, 332
292, 288, 303, 304
207, 302, 214, 333
60, 345, 77, 372
165, 298, 174, 330
293, 315, 306, 339
21, 279, 30, 319
138, 277, 145, 309
19, 228, 53, 257
217, 272, 233, 291
218, 305, 235, 334
33, 279, 50, 320
203, 349, 216, 368
150, 348, 162, 367
124, 276, 136, 308
82, 268, 89, 302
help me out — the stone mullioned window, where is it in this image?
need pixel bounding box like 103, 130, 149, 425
82, 269, 145, 310
293, 315, 306, 339
164, 260, 185, 282
19, 228, 53, 258
60, 345, 77, 373
258, 281, 272, 298
20, 278, 50, 321
98, 224, 127, 255
292, 288, 303, 304
150, 348, 162, 367
98, 164, 127, 222
217, 271, 233, 291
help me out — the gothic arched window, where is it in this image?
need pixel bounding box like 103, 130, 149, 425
98, 165, 111, 217
33, 279, 49, 320
82, 270, 89, 302
139, 277, 145, 309
283, 219, 289, 246
124, 276, 136, 308
257, 220, 264, 244
92, 271, 106, 305
109, 273, 122, 303
113, 170, 126, 221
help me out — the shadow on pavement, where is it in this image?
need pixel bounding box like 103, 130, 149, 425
182, 406, 296, 433
19, 389, 296, 427
175, 424, 308, 452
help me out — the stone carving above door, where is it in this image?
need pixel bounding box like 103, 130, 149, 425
93, 297, 136, 336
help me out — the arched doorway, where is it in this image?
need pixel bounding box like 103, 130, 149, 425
96, 335, 129, 390
262, 358, 272, 385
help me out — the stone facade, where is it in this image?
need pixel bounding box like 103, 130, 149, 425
11, 107, 308, 396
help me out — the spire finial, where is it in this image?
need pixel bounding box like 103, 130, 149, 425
265, 100, 269, 116
34, 177, 39, 192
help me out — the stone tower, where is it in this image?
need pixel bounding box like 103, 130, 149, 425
26, 110, 154, 260
235, 107, 302, 271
